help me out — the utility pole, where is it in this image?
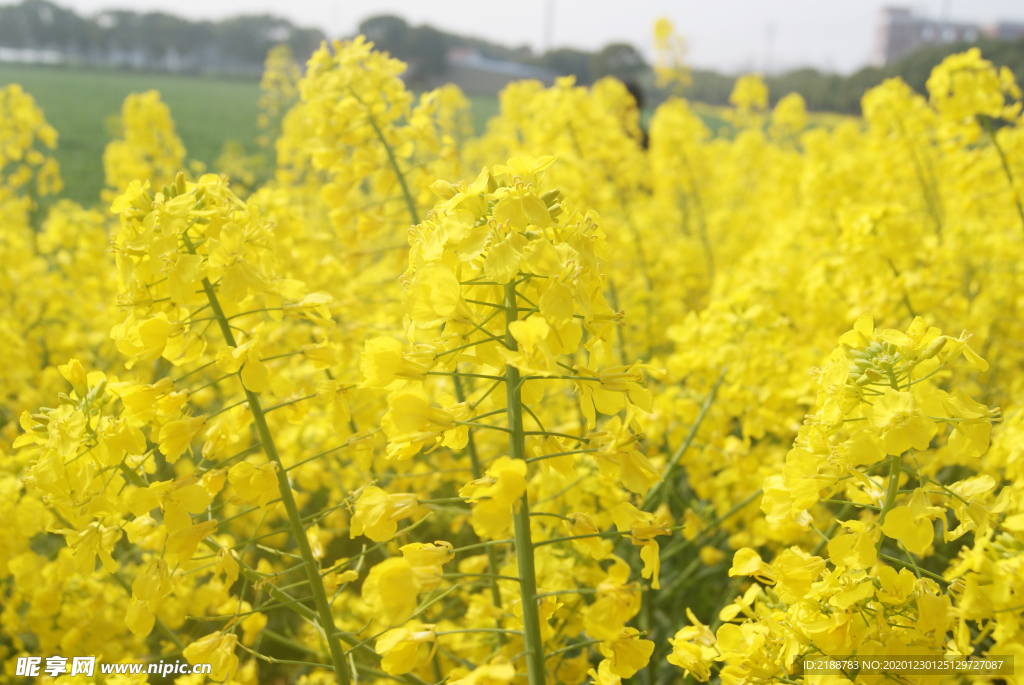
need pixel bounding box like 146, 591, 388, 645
764, 23, 775, 75
543, 0, 556, 53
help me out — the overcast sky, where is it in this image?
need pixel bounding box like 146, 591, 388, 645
55, 0, 1024, 74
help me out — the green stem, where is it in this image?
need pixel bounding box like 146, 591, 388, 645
533, 530, 628, 548
661, 489, 761, 561
544, 638, 602, 661
361, 97, 418, 224
112, 572, 184, 650
436, 628, 523, 636
983, 117, 1024, 231
876, 454, 903, 551
504, 281, 546, 685
677, 148, 714, 282
441, 573, 521, 582
450, 539, 514, 554
878, 554, 948, 584
643, 367, 726, 509
188, 236, 350, 685
641, 585, 656, 685
218, 540, 439, 685
453, 374, 507, 636
812, 503, 853, 556
605, 277, 629, 366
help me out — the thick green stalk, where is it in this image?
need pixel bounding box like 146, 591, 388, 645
894, 115, 943, 236
677, 152, 714, 282
453, 375, 506, 629
195, 268, 350, 685
876, 454, 903, 551
982, 117, 1024, 231
503, 281, 547, 685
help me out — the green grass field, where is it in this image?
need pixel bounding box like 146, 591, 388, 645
1, 65, 849, 208
0, 65, 263, 205
0, 65, 504, 206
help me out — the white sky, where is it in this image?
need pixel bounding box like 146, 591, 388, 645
52, 0, 1024, 74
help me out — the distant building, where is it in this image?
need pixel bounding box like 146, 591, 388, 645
0, 47, 63, 64
984, 21, 1024, 42
432, 48, 556, 96
873, 7, 1024, 66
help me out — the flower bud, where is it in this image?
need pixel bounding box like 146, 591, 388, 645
59, 359, 88, 397
88, 379, 108, 403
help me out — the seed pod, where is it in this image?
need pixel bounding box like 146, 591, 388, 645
917, 336, 947, 362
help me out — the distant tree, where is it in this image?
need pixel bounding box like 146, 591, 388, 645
358, 15, 408, 47
683, 69, 737, 108
0, 0, 88, 50
406, 25, 448, 83
358, 15, 447, 86
0, 0, 325, 75
14, 0, 1024, 114
591, 43, 647, 81
764, 37, 1024, 114
534, 48, 593, 84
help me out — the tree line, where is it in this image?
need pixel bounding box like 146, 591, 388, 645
0, 0, 324, 75
5, 1, 1024, 114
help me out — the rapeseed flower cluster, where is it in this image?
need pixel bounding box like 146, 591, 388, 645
1, 23, 1024, 685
